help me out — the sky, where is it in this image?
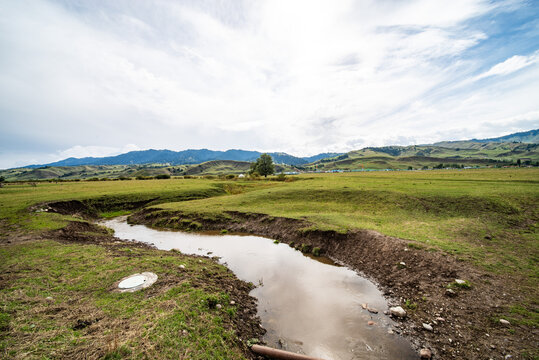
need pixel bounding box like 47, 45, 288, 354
1, 0, 538, 169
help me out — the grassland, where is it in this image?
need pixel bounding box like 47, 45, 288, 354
0, 238, 258, 359
157, 169, 538, 277
1, 168, 538, 358
0, 179, 261, 232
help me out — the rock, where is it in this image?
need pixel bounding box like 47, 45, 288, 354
499, 319, 510, 326
505, 355, 512, 359
367, 307, 378, 314
445, 289, 457, 297
361, 303, 368, 309
389, 306, 407, 318
179, 265, 186, 269
423, 323, 433, 331
419, 348, 432, 359
367, 321, 375, 326
182, 329, 189, 336
230, 301, 236, 305
45, 296, 54, 302
454, 279, 466, 285
216, 304, 222, 309
490, 344, 496, 349
387, 329, 394, 334
436, 317, 446, 322
399, 261, 406, 267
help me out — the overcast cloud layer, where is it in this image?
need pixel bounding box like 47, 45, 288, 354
1, 0, 538, 168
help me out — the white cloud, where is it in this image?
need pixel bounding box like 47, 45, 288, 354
0, 0, 537, 168
476, 50, 539, 79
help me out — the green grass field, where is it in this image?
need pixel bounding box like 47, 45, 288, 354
0, 239, 252, 359
157, 169, 538, 278
1, 168, 538, 357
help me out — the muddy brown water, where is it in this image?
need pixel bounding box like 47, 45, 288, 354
103, 218, 416, 360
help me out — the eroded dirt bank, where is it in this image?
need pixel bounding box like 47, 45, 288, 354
129, 208, 537, 360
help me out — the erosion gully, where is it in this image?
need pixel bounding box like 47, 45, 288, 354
103, 217, 416, 360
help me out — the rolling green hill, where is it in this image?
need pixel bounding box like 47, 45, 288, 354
307, 142, 539, 171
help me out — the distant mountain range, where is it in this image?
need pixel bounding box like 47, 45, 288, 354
27, 149, 342, 168
15, 128, 539, 169
2, 129, 537, 181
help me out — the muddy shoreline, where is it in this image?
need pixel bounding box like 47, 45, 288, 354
127, 208, 535, 359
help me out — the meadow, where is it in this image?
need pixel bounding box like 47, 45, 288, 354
1, 168, 538, 358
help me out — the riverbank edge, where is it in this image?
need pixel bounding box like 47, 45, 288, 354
127, 207, 536, 360
1, 220, 266, 359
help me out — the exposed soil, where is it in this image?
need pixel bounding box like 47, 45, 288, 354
129, 208, 538, 360
1, 220, 265, 360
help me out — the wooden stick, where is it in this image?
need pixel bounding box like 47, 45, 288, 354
251, 344, 325, 360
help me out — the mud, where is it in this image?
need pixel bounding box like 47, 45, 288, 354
129, 208, 538, 359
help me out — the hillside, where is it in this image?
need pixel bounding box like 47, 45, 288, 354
308, 142, 539, 171
183, 160, 292, 176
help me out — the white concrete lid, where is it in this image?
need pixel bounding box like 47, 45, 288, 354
116, 272, 158, 292
119, 275, 146, 289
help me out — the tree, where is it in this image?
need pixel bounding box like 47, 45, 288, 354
250, 153, 275, 177
516, 159, 521, 167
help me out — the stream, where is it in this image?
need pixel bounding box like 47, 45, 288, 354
103, 218, 416, 360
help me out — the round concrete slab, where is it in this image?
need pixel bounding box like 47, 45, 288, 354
119, 275, 146, 289
116, 272, 158, 292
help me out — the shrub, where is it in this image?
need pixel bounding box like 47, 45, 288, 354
312, 247, 321, 257
155, 174, 171, 179
225, 174, 236, 179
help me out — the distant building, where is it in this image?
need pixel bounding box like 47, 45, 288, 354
238, 174, 245, 178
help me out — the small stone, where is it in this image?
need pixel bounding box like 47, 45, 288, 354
216, 304, 222, 309
367, 307, 378, 314
454, 279, 466, 285
367, 321, 375, 326
361, 303, 368, 309
230, 301, 236, 305
490, 344, 496, 349
179, 265, 186, 269
445, 289, 457, 297
389, 306, 407, 318
448, 338, 452, 344
45, 296, 54, 302
505, 355, 513, 359
399, 261, 406, 267
182, 329, 189, 336
436, 317, 445, 322
198, 260, 202, 263
423, 323, 433, 331
419, 348, 432, 359
387, 329, 394, 334
499, 319, 510, 326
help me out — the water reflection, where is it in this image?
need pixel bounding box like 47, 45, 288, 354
104, 218, 416, 360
